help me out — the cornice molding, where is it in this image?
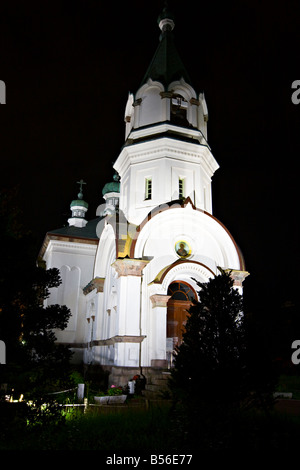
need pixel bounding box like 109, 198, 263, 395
112, 258, 150, 277
150, 294, 172, 308
83, 277, 105, 295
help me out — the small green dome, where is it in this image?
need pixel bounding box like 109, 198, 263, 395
70, 199, 89, 209
102, 173, 120, 196
70, 179, 89, 208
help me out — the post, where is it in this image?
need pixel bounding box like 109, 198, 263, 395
77, 383, 85, 402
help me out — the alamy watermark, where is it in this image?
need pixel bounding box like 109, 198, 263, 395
0, 80, 6, 104
95, 194, 195, 242
0, 340, 6, 364
291, 340, 300, 365
291, 80, 300, 105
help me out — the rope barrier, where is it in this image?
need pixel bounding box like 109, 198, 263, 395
46, 387, 77, 395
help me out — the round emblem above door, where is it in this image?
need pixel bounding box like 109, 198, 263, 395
175, 240, 191, 258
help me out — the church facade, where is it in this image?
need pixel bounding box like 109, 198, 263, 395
39, 8, 249, 385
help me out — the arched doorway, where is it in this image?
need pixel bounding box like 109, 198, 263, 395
167, 281, 196, 348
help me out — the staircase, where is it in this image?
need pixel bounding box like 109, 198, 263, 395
142, 370, 172, 400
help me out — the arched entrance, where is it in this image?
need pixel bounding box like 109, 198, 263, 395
167, 281, 196, 348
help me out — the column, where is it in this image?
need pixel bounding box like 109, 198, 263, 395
225, 269, 250, 295
112, 258, 149, 367
150, 294, 171, 368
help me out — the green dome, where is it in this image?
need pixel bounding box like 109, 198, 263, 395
102, 174, 120, 196
102, 182, 120, 196
70, 199, 89, 209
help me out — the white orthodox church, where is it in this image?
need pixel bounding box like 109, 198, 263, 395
39, 8, 249, 386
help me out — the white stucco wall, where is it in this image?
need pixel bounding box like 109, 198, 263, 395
43, 239, 97, 350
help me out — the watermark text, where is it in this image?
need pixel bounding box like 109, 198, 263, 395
291, 80, 300, 105
96, 193, 196, 242
291, 340, 300, 365
0, 340, 6, 364
0, 80, 6, 104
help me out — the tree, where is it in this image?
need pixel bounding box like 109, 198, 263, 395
0, 187, 72, 397
169, 270, 277, 448
170, 270, 246, 410
169, 271, 248, 449
0, 266, 73, 397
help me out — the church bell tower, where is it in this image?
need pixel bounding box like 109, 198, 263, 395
114, 6, 219, 226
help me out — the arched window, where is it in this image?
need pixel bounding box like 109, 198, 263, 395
167, 281, 196, 301
170, 94, 188, 125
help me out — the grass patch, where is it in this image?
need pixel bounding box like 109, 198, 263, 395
61, 405, 175, 452
276, 375, 300, 399
0, 402, 176, 451
2, 400, 300, 451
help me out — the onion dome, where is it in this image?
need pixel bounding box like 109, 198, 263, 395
68, 179, 89, 227
102, 173, 120, 196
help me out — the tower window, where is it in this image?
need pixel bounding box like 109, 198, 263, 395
171, 94, 188, 125
179, 178, 185, 199
145, 178, 152, 200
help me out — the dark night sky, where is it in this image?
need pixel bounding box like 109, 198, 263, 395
0, 0, 299, 305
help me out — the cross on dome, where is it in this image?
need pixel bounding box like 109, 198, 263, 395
77, 179, 86, 199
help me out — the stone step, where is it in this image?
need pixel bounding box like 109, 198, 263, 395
146, 370, 171, 382
151, 377, 170, 386
142, 370, 172, 399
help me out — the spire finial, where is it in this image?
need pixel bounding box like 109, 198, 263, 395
113, 172, 120, 182
77, 179, 86, 199
158, 2, 175, 33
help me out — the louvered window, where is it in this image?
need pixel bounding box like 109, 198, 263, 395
145, 178, 152, 200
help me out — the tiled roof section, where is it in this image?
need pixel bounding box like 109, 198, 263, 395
140, 28, 192, 88
48, 216, 103, 241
